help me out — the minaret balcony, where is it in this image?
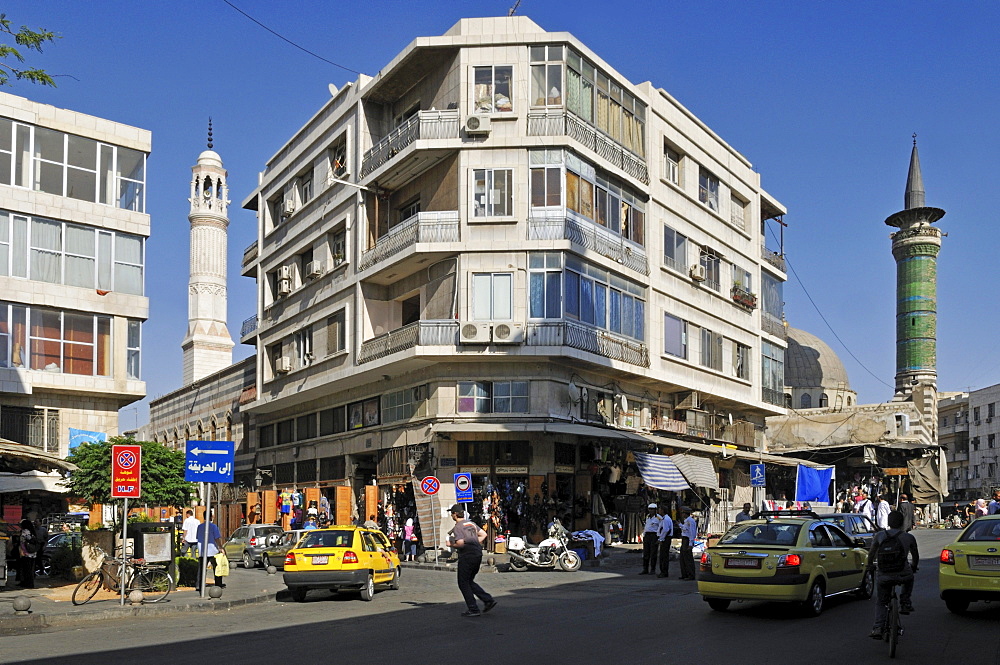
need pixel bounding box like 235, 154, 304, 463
360, 110, 460, 184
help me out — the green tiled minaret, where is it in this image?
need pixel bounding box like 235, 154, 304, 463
884, 137, 945, 395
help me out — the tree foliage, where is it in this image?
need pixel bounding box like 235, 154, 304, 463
63, 436, 194, 508
0, 14, 58, 87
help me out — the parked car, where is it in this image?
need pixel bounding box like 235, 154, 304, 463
283, 526, 401, 602
816, 513, 879, 548
261, 529, 310, 570
939, 515, 1000, 613
698, 511, 872, 616
223, 524, 284, 569
38, 531, 82, 577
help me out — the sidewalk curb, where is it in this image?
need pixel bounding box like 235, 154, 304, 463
0, 591, 278, 634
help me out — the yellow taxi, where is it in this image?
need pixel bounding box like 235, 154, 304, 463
939, 514, 1000, 613
697, 511, 872, 616
283, 526, 401, 602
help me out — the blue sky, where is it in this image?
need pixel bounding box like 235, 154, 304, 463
6, 1, 998, 427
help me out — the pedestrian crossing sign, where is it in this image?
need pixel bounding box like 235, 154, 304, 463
750, 464, 766, 487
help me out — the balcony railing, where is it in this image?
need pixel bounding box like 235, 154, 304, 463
762, 387, 786, 407
527, 110, 649, 185
241, 315, 258, 338
357, 320, 458, 364
358, 211, 459, 272
242, 239, 258, 270
528, 212, 649, 275
361, 109, 460, 177
525, 320, 650, 368
761, 244, 786, 272
761, 315, 786, 340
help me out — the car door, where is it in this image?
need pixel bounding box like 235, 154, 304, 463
373, 531, 400, 575
360, 531, 390, 582
826, 522, 865, 587
808, 523, 848, 592
225, 527, 247, 560
852, 515, 877, 547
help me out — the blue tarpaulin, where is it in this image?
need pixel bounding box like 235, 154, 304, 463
795, 464, 834, 503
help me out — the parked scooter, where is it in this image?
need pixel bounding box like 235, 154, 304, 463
506, 518, 582, 572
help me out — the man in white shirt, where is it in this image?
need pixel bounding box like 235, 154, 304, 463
875, 495, 891, 530
639, 503, 661, 575
181, 510, 200, 557
855, 492, 875, 521
678, 508, 698, 580
656, 505, 674, 578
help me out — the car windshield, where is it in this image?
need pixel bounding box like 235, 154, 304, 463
257, 527, 283, 536
719, 522, 802, 546
299, 530, 354, 548
819, 516, 847, 529
959, 520, 1000, 542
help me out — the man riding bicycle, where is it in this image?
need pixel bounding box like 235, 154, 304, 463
866, 510, 919, 639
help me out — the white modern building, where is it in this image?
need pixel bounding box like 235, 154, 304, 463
236, 16, 795, 542
0, 92, 149, 455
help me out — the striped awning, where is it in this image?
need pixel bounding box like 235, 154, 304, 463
633, 452, 690, 492
670, 453, 719, 490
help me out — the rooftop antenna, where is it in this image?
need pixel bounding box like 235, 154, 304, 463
508, 0, 522, 16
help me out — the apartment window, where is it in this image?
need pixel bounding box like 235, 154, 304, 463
990, 434, 996, 449
2, 303, 110, 376
295, 326, 313, 368
298, 247, 314, 283
329, 229, 346, 267
972, 437, 980, 452
327, 309, 346, 355
975, 407, 981, 422
735, 342, 750, 380
297, 414, 317, 441
733, 266, 752, 293
699, 248, 722, 291
663, 225, 687, 272
471, 272, 512, 320
530, 164, 562, 207
319, 406, 347, 436
664, 147, 680, 185
0, 119, 146, 211
761, 341, 785, 406
700, 327, 723, 371
762, 272, 784, 324
328, 140, 348, 180
382, 385, 426, 423
698, 167, 719, 211
820, 394, 829, 407
276, 419, 295, 445
989, 403, 996, 418
126, 320, 141, 379
530, 44, 563, 108
663, 313, 687, 359
731, 195, 747, 230
397, 199, 420, 227
473, 168, 512, 217
458, 381, 528, 414
268, 342, 283, 376
458, 381, 491, 413
298, 172, 313, 205
528, 252, 562, 319
565, 255, 646, 341
259, 424, 274, 448
347, 398, 380, 430
473, 65, 513, 113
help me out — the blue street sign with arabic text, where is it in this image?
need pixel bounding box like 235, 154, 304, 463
185, 440, 235, 483
750, 464, 766, 488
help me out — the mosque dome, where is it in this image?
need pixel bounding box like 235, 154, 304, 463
784, 327, 851, 390
197, 149, 222, 167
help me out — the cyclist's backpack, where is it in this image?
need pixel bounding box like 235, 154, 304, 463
876, 533, 906, 573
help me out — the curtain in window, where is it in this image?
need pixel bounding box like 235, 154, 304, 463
97, 316, 111, 376
567, 68, 582, 117
30, 219, 62, 283
114, 234, 143, 294
565, 171, 580, 215
531, 65, 547, 106
472, 274, 492, 320
65, 225, 95, 288
664, 314, 685, 357
597, 92, 610, 135
492, 273, 512, 320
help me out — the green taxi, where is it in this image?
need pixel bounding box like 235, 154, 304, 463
698, 512, 872, 616
939, 515, 1000, 613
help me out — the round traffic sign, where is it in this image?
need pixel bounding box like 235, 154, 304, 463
117, 451, 137, 469
420, 476, 440, 495
456, 474, 471, 492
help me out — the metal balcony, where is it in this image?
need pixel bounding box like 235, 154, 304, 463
241, 315, 258, 338
358, 211, 459, 273
242, 240, 258, 270
528, 212, 648, 275
761, 315, 786, 340
357, 320, 459, 364
527, 110, 649, 184
361, 110, 460, 178
761, 244, 786, 272
525, 320, 649, 367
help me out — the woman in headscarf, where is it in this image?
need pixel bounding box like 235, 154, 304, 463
975, 498, 988, 519
18, 519, 39, 589
403, 518, 418, 562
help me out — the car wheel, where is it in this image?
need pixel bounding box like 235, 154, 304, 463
855, 568, 874, 599
242, 551, 254, 569
360, 574, 375, 601
707, 598, 731, 612
289, 586, 308, 602
945, 596, 970, 614
802, 580, 825, 617
389, 567, 400, 590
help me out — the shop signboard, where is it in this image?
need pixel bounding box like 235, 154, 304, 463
882, 468, 909, 476
111, 444, 142, 498
554, 465, 575, 474
750, 464, 766, 487
454, 473, 473, 503
440, 457, 457, 468
495, 466, 529, 475
460, 466, 491, 475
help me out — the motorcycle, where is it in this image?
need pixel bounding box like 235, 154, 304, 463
506, 518, 583, 572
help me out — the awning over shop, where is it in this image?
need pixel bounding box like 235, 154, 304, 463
0, 470, 69, 493
633, 453, 690, 491
0, 439, 78, 474
669, 453, 719, 490
908, 452, 947, 503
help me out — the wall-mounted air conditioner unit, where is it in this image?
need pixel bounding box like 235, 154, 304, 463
689, 264, 707, 281
278, 265, 292, 280
306, 260, 324, 278
275, 357, 292, 373
277, 278, 292, 296
459, 321, 491, 344
282, 199, 297, 216
465, 115, 491, 135
491, 322, 524, 344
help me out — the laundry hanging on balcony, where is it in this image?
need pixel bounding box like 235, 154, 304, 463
633, 452, 689, 492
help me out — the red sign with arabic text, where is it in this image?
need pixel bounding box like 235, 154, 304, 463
111, 444, 141, 498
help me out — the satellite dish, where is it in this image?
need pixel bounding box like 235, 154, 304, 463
617, 394, 629, 413
328, 83, 339, 96
728, 413, 734, 425
568, 381, 581, 404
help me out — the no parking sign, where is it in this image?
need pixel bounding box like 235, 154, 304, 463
455, 472, 473, 503
420, 476, 440, 495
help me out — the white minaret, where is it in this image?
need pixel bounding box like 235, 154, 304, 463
181, 120, 234, 385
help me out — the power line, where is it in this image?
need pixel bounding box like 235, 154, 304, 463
221, 0, 362, 75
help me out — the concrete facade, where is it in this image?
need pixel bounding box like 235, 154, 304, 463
0, 92, 149, 456
938, 392, 969, 499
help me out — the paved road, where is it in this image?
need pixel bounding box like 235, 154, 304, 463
3, 529, 998, 665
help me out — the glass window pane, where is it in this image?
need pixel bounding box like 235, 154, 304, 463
565, 271, 579, 317
117, 147, 144, 181
531, 65, 546, 106
474, 67, 493, 113
594, 283, 607, 329
65, 256, 95, 288
493, 273, 512, 319
530, 169, 545, 207
473, 169, 486, 216
114, 263, 143, 295
115, 234, 142, 264
36, 160, 63, 195
65, 224, 95, 256
529, 272, 544, 318
494, 66, 512, 112
472, 274, 492, 320
0, 117, 10, 152
67, 135, 97, 170
609, 289, 621, 332
546, 272, 561, 319
64, 342, 94, 375
580, 278, 594, 324
34, 127, 64, 162
66, 167, 96, 202
547, 64, 562, 105
546, 167, 561, 207
97, 231, 113, 290
97, 316, 111, 376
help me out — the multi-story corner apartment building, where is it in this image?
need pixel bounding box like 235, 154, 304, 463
239, 17, 791, 542
0, 92, 149, 455
966, 385, 1000, 500
939, 392, 969, 501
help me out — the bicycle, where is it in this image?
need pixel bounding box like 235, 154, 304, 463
72, 545, 173, 605
883, 582, 904, 658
